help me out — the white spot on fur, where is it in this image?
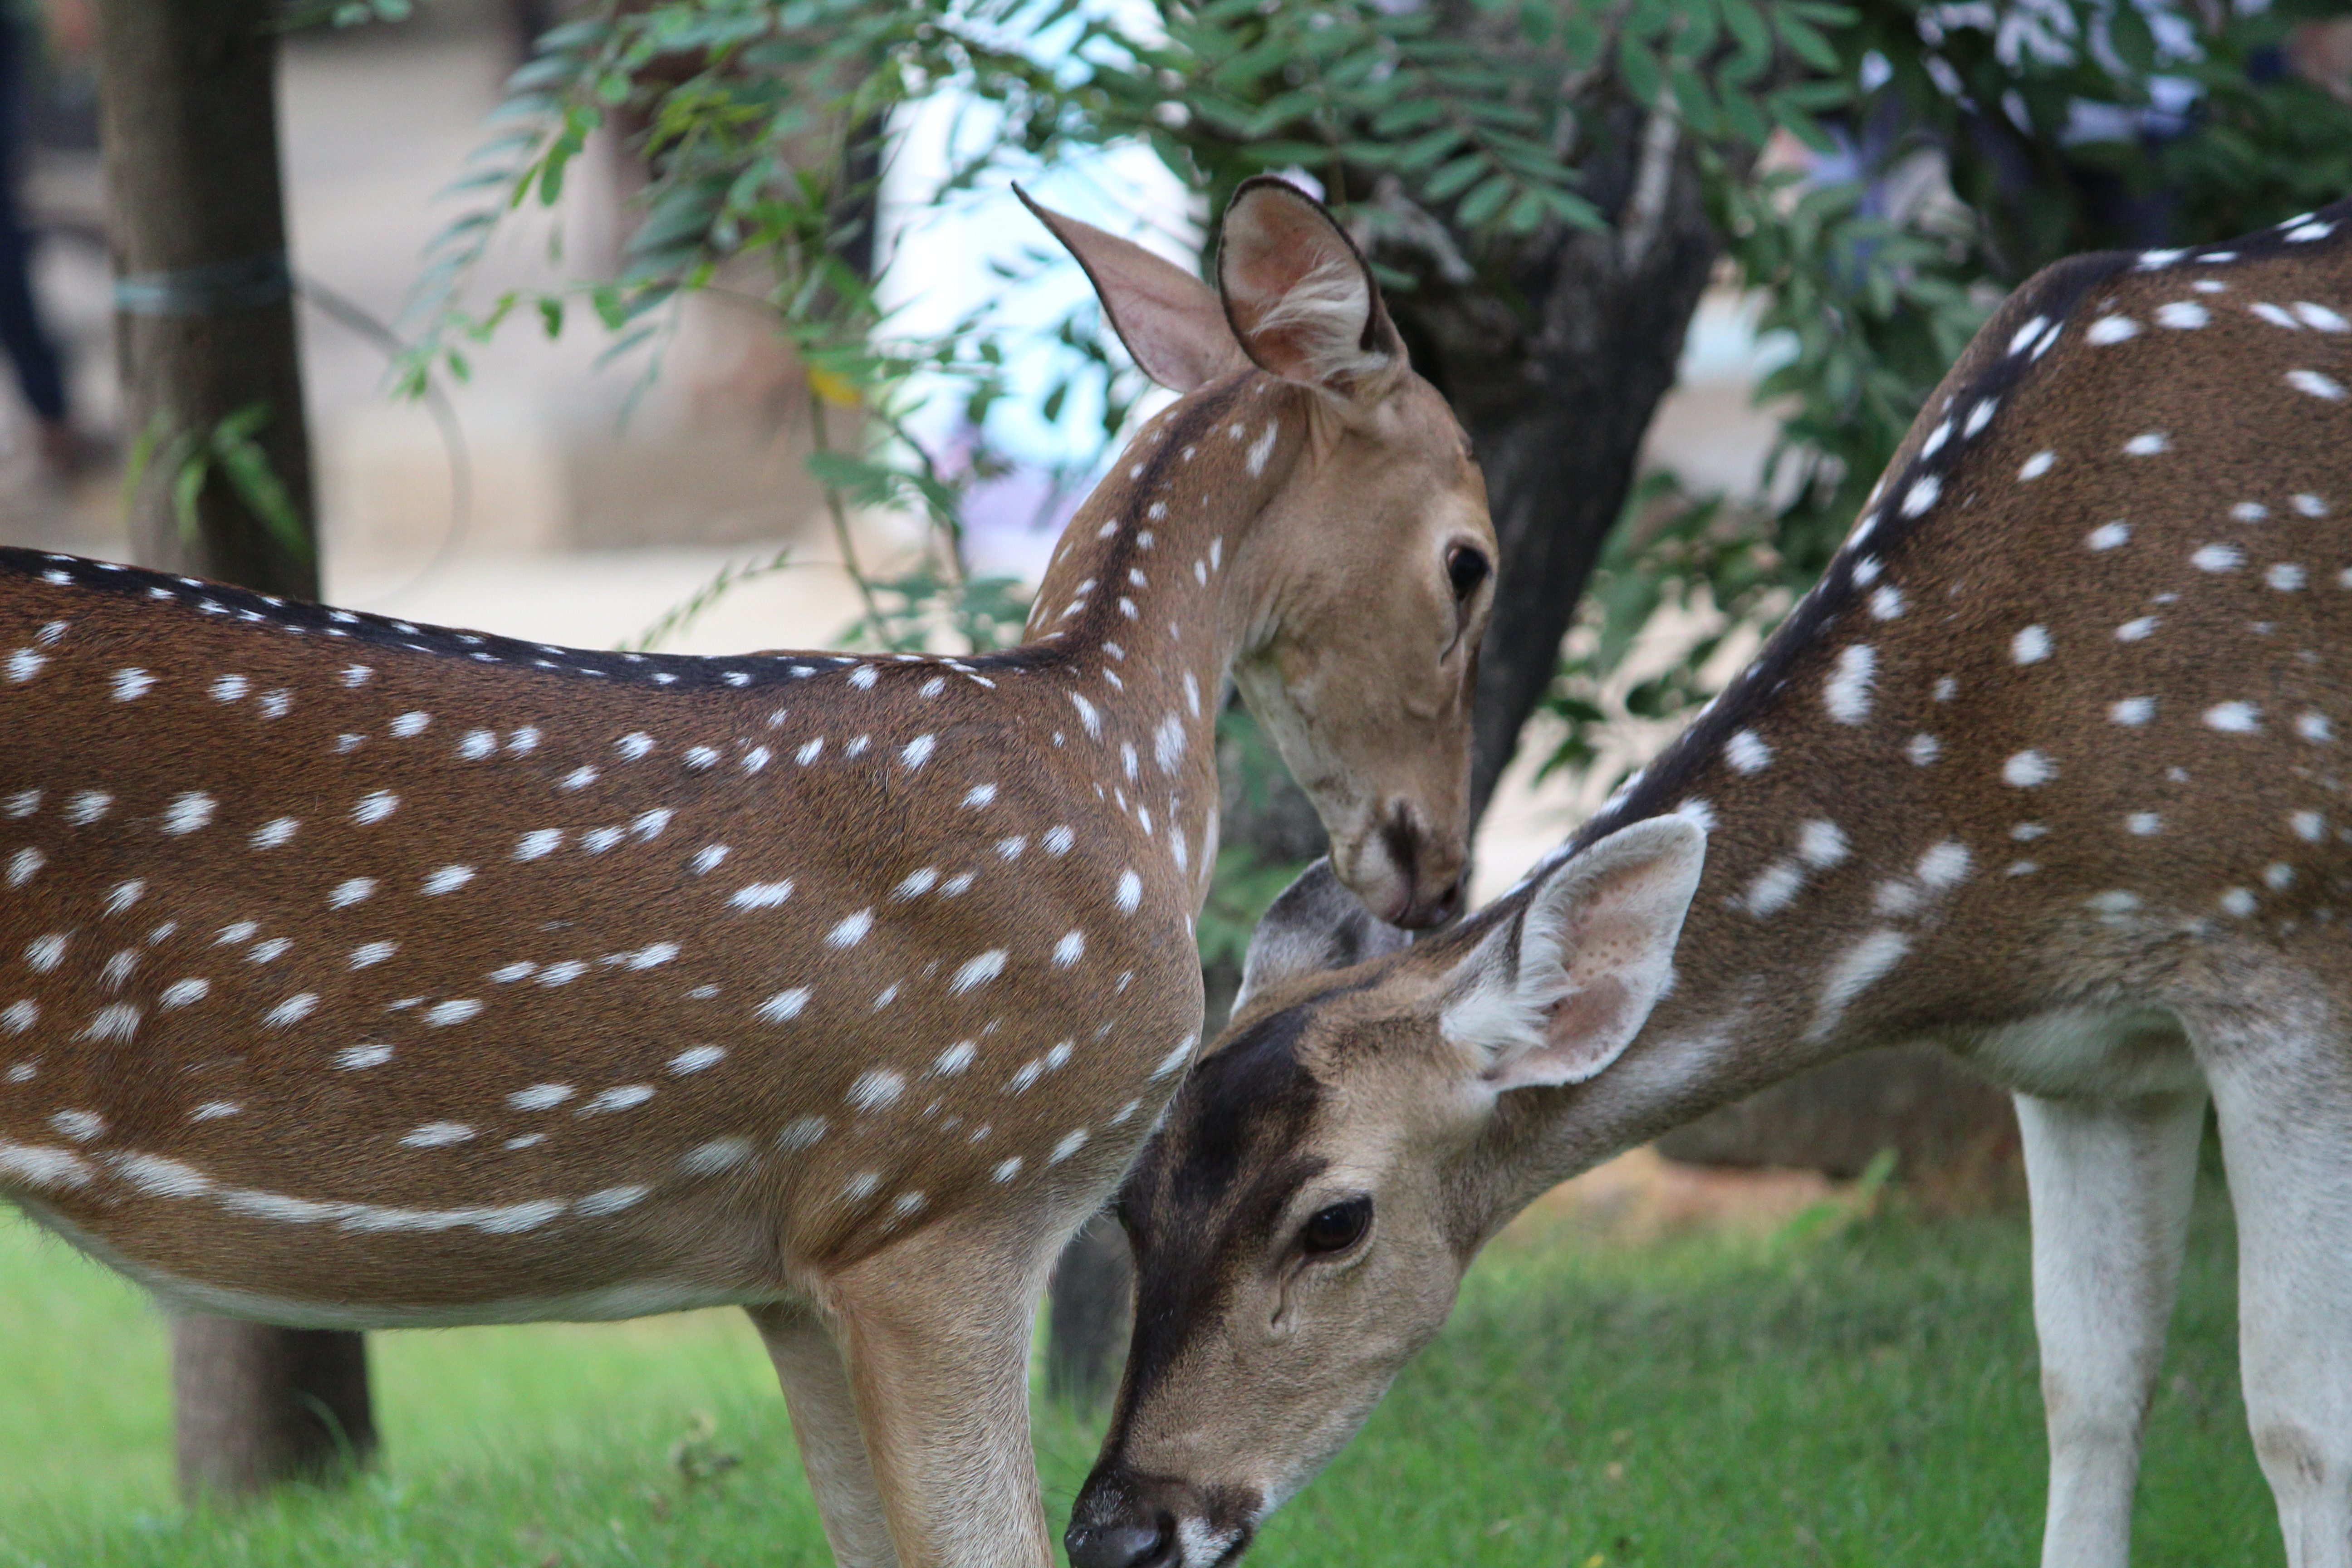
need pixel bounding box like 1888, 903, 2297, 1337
2204, 701, 2261, 733
2288, 368, 2347, 401
2004, 750, 2056, 787
731, 881, 794, 911
1745, 862, 1804, 916
1809, 930, 1911, 1040
951, 951, 1006, 995
1798, 820, 1848, 868
1824, 644, 1876, 724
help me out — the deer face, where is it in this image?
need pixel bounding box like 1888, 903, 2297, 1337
1025, 177, 1493, 929
1231, 376, 1491, 931
1066, 821, 1706, 1568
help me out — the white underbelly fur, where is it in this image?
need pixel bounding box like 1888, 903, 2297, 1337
13, 1199, 773, 1328
1960, 1005, 2203, 1102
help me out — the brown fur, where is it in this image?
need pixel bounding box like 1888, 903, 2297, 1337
0, 179, 1495, 1568
1073, 198, 2352, 1568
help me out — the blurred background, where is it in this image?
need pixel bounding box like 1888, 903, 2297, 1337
0, 0, 1790, 894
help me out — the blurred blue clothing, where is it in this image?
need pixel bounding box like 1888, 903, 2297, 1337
0, 16, 66, 426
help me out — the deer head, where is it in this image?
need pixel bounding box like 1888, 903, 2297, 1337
1025, 177, 1493, 927
1066, 821, 1704, 1567
1069, 188, 2352, 1565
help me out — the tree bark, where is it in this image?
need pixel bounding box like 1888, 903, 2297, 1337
98, 0, 317, 595
95, 0, 375, 1501
1047, 1213, 1134, 1409
171, 1320, 378, 1499
1360, 102, 1732, 820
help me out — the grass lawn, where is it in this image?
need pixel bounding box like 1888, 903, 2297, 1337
0, 1177, 2279, 1566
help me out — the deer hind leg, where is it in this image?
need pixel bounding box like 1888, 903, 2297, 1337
2206, 1034, 2352, 1568
827, 1228, 1057, 1568
748, 1301, 902, 1568
2015, 1087, 2207, 1568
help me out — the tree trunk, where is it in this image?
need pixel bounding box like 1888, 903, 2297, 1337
98, 0, 317, 594
1361, 106, 1732, 820
95, 0, 375, 1501
171, 1320, 378, 1499
1047, 1213, 1134, 1409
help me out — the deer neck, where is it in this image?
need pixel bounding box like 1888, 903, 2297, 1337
1024, 372, 1312, 905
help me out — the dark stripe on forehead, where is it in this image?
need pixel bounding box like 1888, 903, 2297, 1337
1165, 1001, 1323, 1208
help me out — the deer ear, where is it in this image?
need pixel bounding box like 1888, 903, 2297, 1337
1439, 818, 1706, 1092
1017, 186, 1250, 394
1216, 176, 1401, 397
1233, 858, 1413, 1018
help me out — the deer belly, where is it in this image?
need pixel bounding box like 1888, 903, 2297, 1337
1962, 1006, 2200, 1100
10, 1178, 787, 1327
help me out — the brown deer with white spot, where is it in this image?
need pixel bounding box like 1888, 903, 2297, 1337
0, 177, 1496, 1567
1066, 196, 2352, 1568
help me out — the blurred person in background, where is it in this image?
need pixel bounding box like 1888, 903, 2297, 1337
0, 0, 88, 476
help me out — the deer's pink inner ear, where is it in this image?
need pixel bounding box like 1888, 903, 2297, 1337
1017, 187, 1247, 393
1217, 179, 1396, 393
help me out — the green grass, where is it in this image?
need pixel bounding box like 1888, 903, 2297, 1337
1, 1182, 2278, 1566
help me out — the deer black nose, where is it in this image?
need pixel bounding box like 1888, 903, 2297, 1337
1065, 1513, 1174, 1568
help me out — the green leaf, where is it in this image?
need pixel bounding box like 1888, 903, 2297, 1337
1456, 172, 1514, 230
1774, 10, 1840, 72
1720, 0, 1772, 74
171, 441, 211, 547
207, 402, 314, 562
1617, 35, 1663, 109
1423, 153, 1489, 202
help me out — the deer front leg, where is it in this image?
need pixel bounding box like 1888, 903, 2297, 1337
2207, 1044, 2352, 1568
830, 1231, 1057, 1568
748, 1301, 901, 1568
2014, 1087, 2205, 1568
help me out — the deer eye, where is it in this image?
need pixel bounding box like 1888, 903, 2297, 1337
1446, 544, 1489, 602
1299, 1196, 1372, 1257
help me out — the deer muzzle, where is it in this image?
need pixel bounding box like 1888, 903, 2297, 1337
1065, 1470, 1260, 1568
1346, 796, 1465, 930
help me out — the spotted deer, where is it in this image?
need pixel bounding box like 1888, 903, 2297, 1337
1064, 196, 2352, 1568
0, 177, 1497, 1567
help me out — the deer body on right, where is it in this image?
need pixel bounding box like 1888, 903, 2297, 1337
1067, 198, 2352, 1568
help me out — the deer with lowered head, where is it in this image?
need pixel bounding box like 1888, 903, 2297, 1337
1066, 196, 2352, 1568
0, 176, 1498, 1567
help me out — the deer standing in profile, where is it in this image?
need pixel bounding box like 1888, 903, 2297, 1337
0, 177, 1499, 1568
1066, 196, 2352, 1568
